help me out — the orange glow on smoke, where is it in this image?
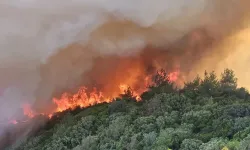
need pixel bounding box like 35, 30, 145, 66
22, 104, 35, 118
169, 71, 180, 82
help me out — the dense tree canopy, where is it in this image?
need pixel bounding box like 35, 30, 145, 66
6, 69, 250, 150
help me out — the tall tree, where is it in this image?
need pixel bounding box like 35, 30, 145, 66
220, 69, 238, 96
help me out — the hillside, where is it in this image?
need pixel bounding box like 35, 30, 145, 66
6, 69, 250, 150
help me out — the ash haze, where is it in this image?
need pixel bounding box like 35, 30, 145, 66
0, 0, 250, 123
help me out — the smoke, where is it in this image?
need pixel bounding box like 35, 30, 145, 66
0, 0, 249, 121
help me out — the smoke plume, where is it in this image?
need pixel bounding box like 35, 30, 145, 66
0, 0, 250, 123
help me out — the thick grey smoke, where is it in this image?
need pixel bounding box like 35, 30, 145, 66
0, 0, 249, 122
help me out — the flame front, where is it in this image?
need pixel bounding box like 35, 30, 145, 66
51, 69, 179, 114
11, 68, 180, 124
53, 87, 109, 112
53, 81, 146, 113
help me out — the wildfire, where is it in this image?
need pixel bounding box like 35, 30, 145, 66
53, 87, 109, 112
52, 83, 144, 113
49, 69, 179, 116
22, 104, 35, 118
8, 69, 180, 124
119, 84, 142, 100
168, 71, 180, 82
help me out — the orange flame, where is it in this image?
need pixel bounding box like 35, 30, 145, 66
53, 87, 110, 112
51, 69, 179, 113
119, 84, 142, 100
169, 71, 180, 82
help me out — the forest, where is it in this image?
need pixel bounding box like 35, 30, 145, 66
7, 69, 250, 150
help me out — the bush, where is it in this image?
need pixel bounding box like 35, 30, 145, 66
180, 139, 203, 150
154, 127, 192, 149
238, 134, 250, 150
108, 99, 127, 114
182, 110, 212, 132
73, 136, 99, 150
199, 138, 227, 150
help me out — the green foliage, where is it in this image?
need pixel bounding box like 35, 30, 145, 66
11, 69, 250, 150
199, 71, 220, 97
220, 69, 238, 94
108, 99, 128, 114
232, 117, 250, 135
233, 126, 250, 140
143, 131, 158, 149
144, 93, 191, 116
235, 87, 249, 100
238, 134, 250, 150
199, 138, 228, 150
225, 140, 240, 150
154, 127, 192, 150
184, 76, 201, 100
73, 136, 99, 150
180, 139, 203, 150
183, 111, 212, 135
